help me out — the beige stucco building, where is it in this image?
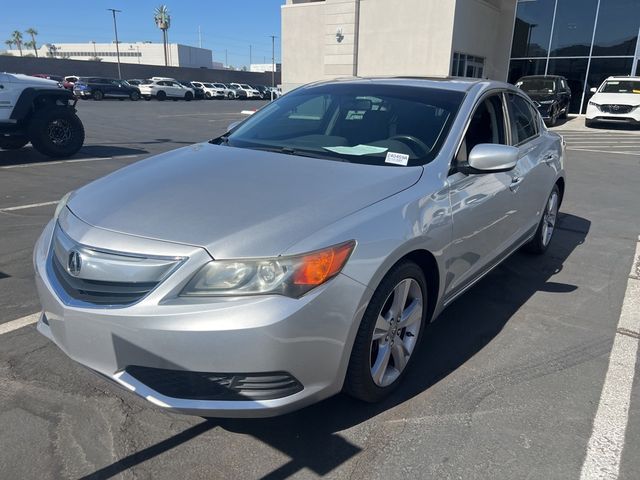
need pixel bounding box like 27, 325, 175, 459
281, 0, 517, 92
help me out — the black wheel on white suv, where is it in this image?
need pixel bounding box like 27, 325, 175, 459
156, 91, 167, 101
227, 92, 234, 99
185, 91, 193, 101
27, 106, 85, 158
0, 135, 29, 150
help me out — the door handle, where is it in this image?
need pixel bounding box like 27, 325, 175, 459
542, 153, 556, 164
510, 176, 523, 191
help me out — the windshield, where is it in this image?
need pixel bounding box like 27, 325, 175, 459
601, 80, 640, 94
241, 84, 251, 89
216, 83, 464, 166
516, 78, 556, 93
215, 84, 226, 88
203, 83, 214, 88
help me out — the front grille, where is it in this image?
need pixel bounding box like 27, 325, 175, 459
51, 254, 158, 305
599, 104, 635, 114
48, 224, 183, 307
126, 366, 304, 401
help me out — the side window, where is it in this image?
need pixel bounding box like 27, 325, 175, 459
507, 94, 538, 145
457, 94, 506, 163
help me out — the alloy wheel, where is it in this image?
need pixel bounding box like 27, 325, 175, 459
542, 190, 559, 246
47, 119, 73, 146
370, 278, 423, 387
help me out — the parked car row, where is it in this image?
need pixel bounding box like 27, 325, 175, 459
513, 73, 640, 128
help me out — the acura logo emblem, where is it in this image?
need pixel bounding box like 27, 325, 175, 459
67, 250, 82, 276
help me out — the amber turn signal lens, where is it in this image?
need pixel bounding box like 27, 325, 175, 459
293, 241, 355, 286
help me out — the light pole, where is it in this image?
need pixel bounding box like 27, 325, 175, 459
107, 9, 122, 79
269, 35, 277, 100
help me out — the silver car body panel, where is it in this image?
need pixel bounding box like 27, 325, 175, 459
34, 78, 565, 416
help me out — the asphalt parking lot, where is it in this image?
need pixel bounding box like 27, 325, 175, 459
1, 102, 639, 480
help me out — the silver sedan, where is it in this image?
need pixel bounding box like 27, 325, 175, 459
34, 78, 565, 417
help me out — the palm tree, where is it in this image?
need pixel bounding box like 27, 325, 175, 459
4, 39, 14, 53
11, 31, 23, 56
154, 5, 171, 66
25, 28, 38, 57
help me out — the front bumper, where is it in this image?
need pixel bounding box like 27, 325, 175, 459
586, 104, 640, 124
34, 214, 368, 417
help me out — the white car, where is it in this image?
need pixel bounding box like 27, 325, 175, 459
212, 83, 235, 99
586, 76, 640, 127
138, 77, 195, 101
230, 83, 261, 99
193, 82, 225, 99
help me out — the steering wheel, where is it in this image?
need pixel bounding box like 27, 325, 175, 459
388, 135, 431, 156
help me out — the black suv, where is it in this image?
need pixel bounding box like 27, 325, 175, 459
180, 81, 205, 100
515, 75, 571, 126
74, 77, 141, 101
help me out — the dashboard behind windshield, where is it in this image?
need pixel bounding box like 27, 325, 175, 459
218, 83, 465, 166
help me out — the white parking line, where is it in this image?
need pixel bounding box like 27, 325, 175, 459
580, 238, 640, 480
0, 313, 40, 335
0, 200, 59, 212
0, 154, 139, 169
567, 148, 640, 156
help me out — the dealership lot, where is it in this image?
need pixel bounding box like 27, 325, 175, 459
1, 101, 639, 479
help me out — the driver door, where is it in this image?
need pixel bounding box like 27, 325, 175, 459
444, 92, 523, 300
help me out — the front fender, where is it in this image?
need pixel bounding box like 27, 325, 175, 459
11, 87, 76, 121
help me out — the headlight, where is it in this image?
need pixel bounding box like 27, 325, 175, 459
181, 240, 355, 298
54, 191, 74, 219
588, 101, 599, 107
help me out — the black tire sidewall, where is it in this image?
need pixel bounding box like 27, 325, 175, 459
156, 91, 166, 101
28, 107, 85, 158
93, 90, 103, 101
130, 91, 140, 101
344, 261, 428, 403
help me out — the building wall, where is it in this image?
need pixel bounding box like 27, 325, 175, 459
357, 0, 455, 77
281, 0, 517, 92
0, 55, 281, 86
281, 0, 327, 91
4, 43, 213, 68
452, 0, 517, 80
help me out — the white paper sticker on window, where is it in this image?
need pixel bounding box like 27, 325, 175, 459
385, 151, 409, 166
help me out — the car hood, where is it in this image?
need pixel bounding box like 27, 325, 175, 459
68, 143, 423, 258
7, 73, 59, 87
591, 92, 640, 105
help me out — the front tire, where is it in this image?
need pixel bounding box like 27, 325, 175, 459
156, 91, 166, 101
523, 184, 560, 254
130, 91, 140, 101
344, 261, 427, 403
92, 90, 104, 101
185, 91, 193, 101
27, 107, 85, 158
0, 135, 29, 150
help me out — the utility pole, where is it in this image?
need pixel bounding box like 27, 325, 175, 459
198, 25, 202, 48
249, 44, 252, 68
269, 35, 277, 100
225, 49, 228, 68
107, 9, 122, 79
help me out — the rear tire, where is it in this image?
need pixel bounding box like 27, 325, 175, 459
92, 90, 104, 101
130, 91, 140, 101
344, 260, 427, 403
185, 92, 193, 101
523, 184, 560, 254
0, 135, 29, 150
156, 91, 166, 101
27, 107, 85, 158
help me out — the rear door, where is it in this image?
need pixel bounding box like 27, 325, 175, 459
446, 92, 524, 299
505, 92, 558, 237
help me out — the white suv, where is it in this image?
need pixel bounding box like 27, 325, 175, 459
139, 77, 195, 101
193, 82, 225, 99
586, 76, 640, 127
230, 83, 261, 99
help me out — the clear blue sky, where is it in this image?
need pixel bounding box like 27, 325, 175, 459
1, 0, 284, 68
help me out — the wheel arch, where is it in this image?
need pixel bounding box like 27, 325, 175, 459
555, 176, 565, 207
10, 88, 75, 121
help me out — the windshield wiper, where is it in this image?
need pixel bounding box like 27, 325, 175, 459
247, 145, 350, 162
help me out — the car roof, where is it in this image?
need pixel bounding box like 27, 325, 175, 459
517, 75, 565, 79
301, 76, 509, 93
605, 76, 640, 81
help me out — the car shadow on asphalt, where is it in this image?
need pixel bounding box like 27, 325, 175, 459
0, 145, 148, 167
80, 213, 590, 480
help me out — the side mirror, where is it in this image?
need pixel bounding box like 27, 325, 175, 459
590, 87, 597, 93
462, 144, 518, 174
